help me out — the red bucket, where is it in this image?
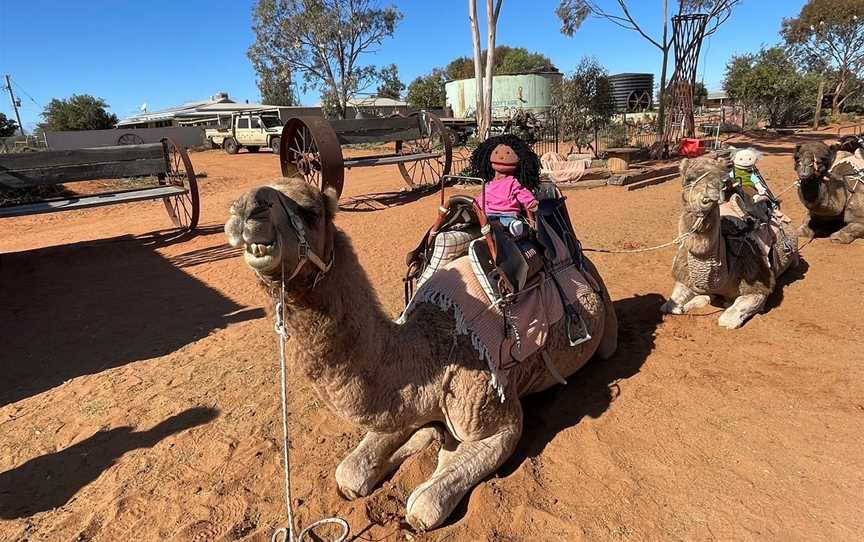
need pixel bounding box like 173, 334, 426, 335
679, 138, 705, 157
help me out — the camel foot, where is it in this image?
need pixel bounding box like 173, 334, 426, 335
829, 231, 856, 244
718, 294, 766, 329
662, 282, 699, 315
797, 224, 815, 240
405, 425, 521, 531
682, 295, 712, 312
336, 426, 442, 500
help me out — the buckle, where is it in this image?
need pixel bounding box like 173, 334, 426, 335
297, 241, 310, 260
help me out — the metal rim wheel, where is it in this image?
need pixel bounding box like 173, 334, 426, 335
224, 138, 239, 154
395, 112, 452, 190
280, 117, 344, 197
160, 138, 200, 231
117, 133, 145, 145
627, 90, 652, 112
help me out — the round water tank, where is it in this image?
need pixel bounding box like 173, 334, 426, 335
609, 73, 654, 113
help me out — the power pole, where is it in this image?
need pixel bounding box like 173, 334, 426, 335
4, 74, 26, 136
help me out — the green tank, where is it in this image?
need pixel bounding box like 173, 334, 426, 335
445, 72, 562, 119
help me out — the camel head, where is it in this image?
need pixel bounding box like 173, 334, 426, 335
225, 178, 338, 290
679, 156, 727, 220
794, 141, 832, 183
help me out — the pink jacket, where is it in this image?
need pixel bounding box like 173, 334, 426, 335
475, 175, 538, 216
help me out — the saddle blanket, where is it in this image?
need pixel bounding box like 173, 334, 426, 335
398, 254, 596, 400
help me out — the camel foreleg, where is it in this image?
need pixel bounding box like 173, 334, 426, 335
405, 413, 522, 531
336, 425, 443, 499
662, 282, 710, 315
718, 293, 766, 329
830, 221, 864, 244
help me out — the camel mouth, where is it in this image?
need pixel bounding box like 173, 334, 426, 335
243, 239, 281, 272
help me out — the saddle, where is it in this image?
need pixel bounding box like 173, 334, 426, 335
404, 182, 587, 305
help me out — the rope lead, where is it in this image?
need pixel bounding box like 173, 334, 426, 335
272, 261, 350, 542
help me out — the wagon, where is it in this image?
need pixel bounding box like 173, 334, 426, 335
0, 138, 199, 232
279, 112, 452, 197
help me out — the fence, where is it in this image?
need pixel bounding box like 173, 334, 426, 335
450, 120, 560, 175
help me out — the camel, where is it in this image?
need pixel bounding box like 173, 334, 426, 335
794, 138, 864, 244
661, 156, 799, 329
225, 178, 618, 531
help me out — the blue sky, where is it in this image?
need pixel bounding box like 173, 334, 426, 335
1, 0, 806, 130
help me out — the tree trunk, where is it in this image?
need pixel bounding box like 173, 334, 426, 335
832, 76, 847, 117
482, 0, 501, 140
813, 76, 825, 130
656, 0, 669, 138
469, 0, 486, 138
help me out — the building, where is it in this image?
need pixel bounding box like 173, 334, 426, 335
117, 93, 409, 128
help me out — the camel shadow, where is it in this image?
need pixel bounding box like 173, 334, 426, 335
0, 406, 218, 519
501, 293, 663, 473
0, 229, 264, 406
765, 256, 810, 311
438, 293, 663, 527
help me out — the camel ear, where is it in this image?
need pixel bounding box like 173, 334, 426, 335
679, 158, 690, 184
322, 187, 339, 219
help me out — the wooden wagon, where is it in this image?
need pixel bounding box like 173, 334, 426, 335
0, 138, 199, 232
279, 112, 452, 197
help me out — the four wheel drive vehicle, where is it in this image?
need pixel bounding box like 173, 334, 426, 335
205, 112, 283, 154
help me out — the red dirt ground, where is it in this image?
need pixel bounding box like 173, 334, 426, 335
1, 133, 862, 542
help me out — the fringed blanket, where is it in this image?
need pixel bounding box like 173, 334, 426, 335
398, 255, 595, 401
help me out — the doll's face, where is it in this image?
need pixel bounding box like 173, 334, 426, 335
491, 144, 518, 174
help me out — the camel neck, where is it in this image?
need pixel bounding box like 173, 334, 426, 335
276, 229, 418, 430
682, 208, 725, 262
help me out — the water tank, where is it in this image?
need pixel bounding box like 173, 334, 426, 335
608, 73, 654, 112
445, 72, 563, 119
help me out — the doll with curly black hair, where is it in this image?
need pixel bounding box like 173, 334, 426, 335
469, 134, 541, 235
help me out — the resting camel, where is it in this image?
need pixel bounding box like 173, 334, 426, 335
661, 156, 799, 329
794, 137, 864, 244
225, 178, 618, 530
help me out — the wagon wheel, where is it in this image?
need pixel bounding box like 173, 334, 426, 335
627, 90, 652, 112
395, 112, 452, 190
280, 117, 344, 198
117, 133, 145, 146
160, 138, 200, 231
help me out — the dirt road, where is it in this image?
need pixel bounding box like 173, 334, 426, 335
1, 137, 862, 541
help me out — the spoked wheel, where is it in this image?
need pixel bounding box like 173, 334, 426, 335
117, 133, 145, 145
160, 138, 200, 231
395, 112, 452, 190
280, 117, 344, 197
627, 90, 652, 112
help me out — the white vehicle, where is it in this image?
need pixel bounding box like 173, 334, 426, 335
205, 111, 283, 154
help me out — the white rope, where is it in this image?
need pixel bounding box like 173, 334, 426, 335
272, 261, 349, 542
582, 231, 693, 254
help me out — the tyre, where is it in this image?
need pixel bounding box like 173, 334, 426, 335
247, 146, 260, 153
223, 138, 239, 155
270, 136, 281, 154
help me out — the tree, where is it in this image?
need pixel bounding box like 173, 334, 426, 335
723, 47, 819, 127
445, 57, 476, 81
469, 0, 503, 139
248, 0, 402, 119
39, 95, 118, 131
406, 70, 446, 109
495, 46, 555, 74
556, 0, 740, 134
782, 0, 864, 116
252, 62, 296, 106
443, 47, 555, 81
552, 56, 615, 151
694, 81, 708, 106
376, 64, 405, 99
0, 112, 18, 137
